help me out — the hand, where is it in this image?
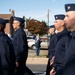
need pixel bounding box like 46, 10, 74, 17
16, 62, 19, 67
50, 56, 55, 66
50, 68, 56, 75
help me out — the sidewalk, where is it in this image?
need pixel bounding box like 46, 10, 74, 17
26, 50, 48, 65
26, 57, 48, 64
26, 50, 48, 72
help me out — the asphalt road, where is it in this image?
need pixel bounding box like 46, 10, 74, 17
27, 64, 46, 75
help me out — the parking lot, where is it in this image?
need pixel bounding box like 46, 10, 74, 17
27, 36, 49, 50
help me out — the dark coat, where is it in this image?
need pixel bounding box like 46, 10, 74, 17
53, 29, 69, 72
35, 37, 41, 47
48, 33, 57, 59
13, 27, 28, 64
12, 27, 34, 75
62, 31, 75, 75
46, 33, 57, 75
0, 32, 16, 74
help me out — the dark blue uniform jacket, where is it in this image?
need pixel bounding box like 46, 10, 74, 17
13, 27, 28, 64
53, 29, 69, 71
0, 32, 15, 70
62, 31, 75, 75
48, 33, 57, 60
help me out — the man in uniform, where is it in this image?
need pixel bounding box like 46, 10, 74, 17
61, 3, 75, 75
12, 17, 34, 75
0, 18, 16, 75
46, 25, 57, 75
50, 14, 69, 75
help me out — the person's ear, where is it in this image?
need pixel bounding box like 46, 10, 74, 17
17, 22, 20, 26
61, 20, 65, 26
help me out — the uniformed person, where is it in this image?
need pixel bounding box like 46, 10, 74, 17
46, 25, 57, 75
0, 18, 16, 75
12, 17, 34, 75
50, 14, 69, 75
61, 3, 75, 75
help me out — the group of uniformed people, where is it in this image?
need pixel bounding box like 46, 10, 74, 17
0, 16, 34, 75
46, 3, 75, 75
0, 3, 75, 75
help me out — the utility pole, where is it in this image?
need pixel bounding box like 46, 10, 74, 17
47, 9, 50, 52
23, 16, 25, 28
47, 9, 49, 26
9, 9, 14, 37
23, 16, 28, 35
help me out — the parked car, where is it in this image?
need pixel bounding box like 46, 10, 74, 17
27, 36, 49, 50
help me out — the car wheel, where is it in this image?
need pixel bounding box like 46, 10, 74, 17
31, 45, 36, 50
